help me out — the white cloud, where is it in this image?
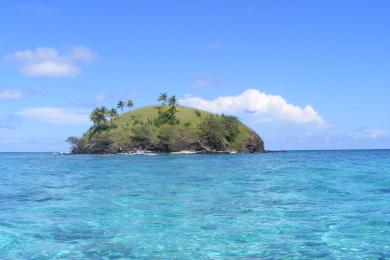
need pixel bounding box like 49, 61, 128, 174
18, 107, 90, 125
69, 46, 95, 62
347, 128, 386, 139
194, 79, 209, 88
0, 90, 24, 100
180, 89, 325, 125
7, 47, 95, 77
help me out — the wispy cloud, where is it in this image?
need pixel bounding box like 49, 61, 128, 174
0, 115, 21, 129
0, 89, 24, 100
266, 130, 390, 150
347, 128, 386, 139
7, 46, 95, 77
95, 94, 106, 101
193, 75, 222, 88
17, 107, 90, 125
181, 89, 325, 125
24, 88, 48, 97
0, 138, 66, 152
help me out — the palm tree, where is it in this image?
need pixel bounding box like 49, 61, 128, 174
168, 95, 178, 108
108, 108, 118, 122
127, 100, 134, 110
98, 106, 108, 116
167, 95, 178, 119
90, 108, 102, 126
98, 106, 108, 123
90, 106, 109, 128
158, 93, 168, 105
117, 101, 125, 113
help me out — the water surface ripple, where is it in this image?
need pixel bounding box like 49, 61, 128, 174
0, 150, 389, 259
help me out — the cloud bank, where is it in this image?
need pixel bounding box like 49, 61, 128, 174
7, 47, 95, 77
180, 89, 325, 125
0, 90, 24, 100
18, 107, 90, 125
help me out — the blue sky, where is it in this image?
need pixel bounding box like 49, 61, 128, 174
0, 0, 389, 151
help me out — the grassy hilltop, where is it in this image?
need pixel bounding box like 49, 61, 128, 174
70, 103, 264, 154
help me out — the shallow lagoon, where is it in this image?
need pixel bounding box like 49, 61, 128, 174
0, 150, 389, 259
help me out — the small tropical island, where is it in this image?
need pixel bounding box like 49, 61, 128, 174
67, 93, 264, 154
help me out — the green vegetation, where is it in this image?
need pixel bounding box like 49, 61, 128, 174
117, 99, 134, 113
158, 92, 168, 105
127, 100, 134, 110
117, 101, 125, 113
66, 136, 81, 150
198, 115, 241, 150
89, 99, 134, 128
70, 94, 264, 154
108, 108, 118, 123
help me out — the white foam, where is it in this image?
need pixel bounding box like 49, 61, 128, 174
170, 151, 199, 155
126, 151, 159, 156
52, 152, 70, 155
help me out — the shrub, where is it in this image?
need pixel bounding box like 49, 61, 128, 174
156, 107, 178, 125
131, 124, 153, 149
133, 118, 141, 126
92, 123, 111, 133
157, 125, 175, 151
199, 115, 226, 150
194, 110, 201, 117
131, 125, 152, 142
89, 135, 114, 153
66, 136, 80, 150
221, 114, 240, 142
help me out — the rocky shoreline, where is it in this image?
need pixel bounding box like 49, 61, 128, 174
72, 138, 264, 154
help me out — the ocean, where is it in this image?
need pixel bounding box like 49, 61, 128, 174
0, 150, 389, 259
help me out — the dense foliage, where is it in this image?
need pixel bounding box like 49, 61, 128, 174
198, 114, 241, 150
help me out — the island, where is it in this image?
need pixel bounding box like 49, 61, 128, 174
67, 94, 264, 154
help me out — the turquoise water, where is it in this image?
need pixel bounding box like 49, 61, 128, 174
0, 151, 389, 259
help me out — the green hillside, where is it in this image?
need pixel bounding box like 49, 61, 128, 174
71, 105, 264, 154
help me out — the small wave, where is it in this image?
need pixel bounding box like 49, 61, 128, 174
125, 151, 159, 156
52, 152, 71, 155
170, 151, 199, 155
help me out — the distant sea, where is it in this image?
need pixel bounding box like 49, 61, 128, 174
0, 150, 389, 259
